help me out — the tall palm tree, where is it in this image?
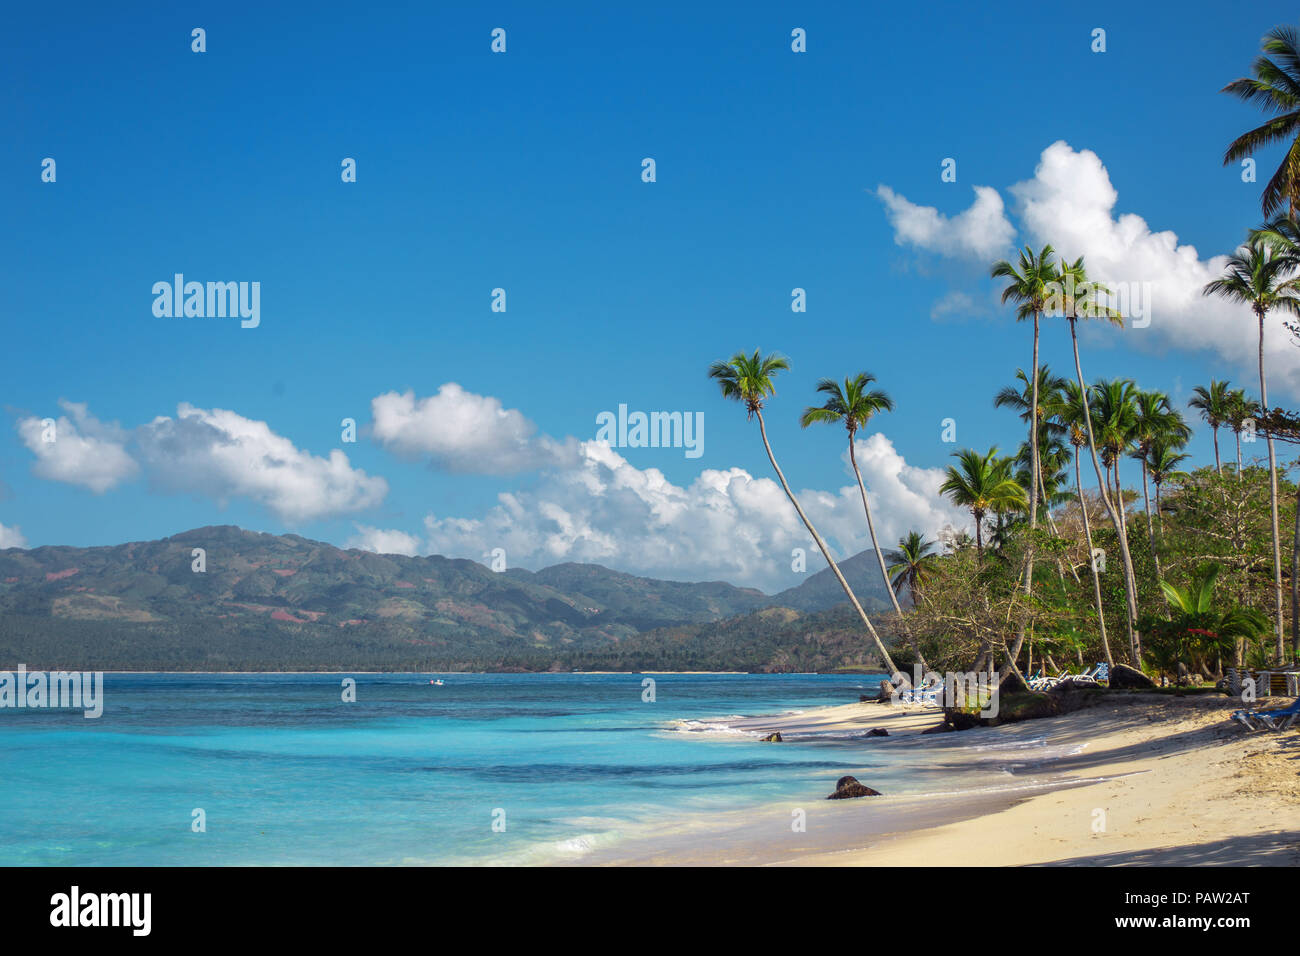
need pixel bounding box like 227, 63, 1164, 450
885, 531, 940, 605
1225, 388, 1261, 476
939, 447, 1028, 555
709, 350, 899, 676
1188, 380, 1232, 476
1203, 238, 1300, 659
1222, 25, 1300, 218
1146, 440, 1190, 528
1061, 381, 1113, 667
1053, 255, 1144, 666
995, 366, 1070, 522
991, 246, 1057, 605
1130, 390, 1191, 579
800, 374, 926, 668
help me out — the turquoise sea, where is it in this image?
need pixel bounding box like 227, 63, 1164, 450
0, 672, 914, 865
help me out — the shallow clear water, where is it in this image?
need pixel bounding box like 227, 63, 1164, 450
0, 672, 898, 865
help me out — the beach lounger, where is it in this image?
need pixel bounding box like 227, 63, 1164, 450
1231, 697, 1300, 731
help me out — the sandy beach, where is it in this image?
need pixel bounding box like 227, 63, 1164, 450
585, 693, 1300, 866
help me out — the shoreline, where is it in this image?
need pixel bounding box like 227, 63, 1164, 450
582, 693, 1300, 866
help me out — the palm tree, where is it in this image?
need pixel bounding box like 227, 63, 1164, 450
1146, 440, 1190, 527
1203, 238, 1300, 659
800, 373, 926, 668
939, 447, 1028, 555
1052, 255, 1143, 666
885, 531, 940, 604
995, 366, 1071, 522
991, 246, 1057, 606
1188, 380, 1232, 476
709, 350, 899, 676
1061, 381, 1113, 667
1225, 389, 1261, 476
1222, 25, 1300, 218
1130, 390, 1191, 578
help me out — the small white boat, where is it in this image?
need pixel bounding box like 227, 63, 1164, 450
429, 679, 445, 686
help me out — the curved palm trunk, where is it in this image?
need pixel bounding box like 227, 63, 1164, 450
1075, 446, 1112, 667
755, 410, 898, 676
1235, 430, 1243, 478
973, 508, 984, 555
1212, 427, 1222, 477
1258, 311, 1285, 660
1070, 318, 1142, 666
849, 436, 926, 669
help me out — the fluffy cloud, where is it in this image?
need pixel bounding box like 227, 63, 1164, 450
346, 524, 421, 556
876, 184, 1016, 261
421, 434, 965, 592
878, 140, 1300, 397
1009, 141, 1300, 396
371, 384, 578, 474
134, 403, 388, 522
16, 400, 139, 493
0, 523, 27, 549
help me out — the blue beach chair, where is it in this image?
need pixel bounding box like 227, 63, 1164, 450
1231, 696, 1300, 731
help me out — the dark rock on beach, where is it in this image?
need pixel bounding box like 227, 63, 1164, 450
866, 727, 889, 737
875, 680, 896, 702
827, 775, 881, 799
1109, 663, 1157, 690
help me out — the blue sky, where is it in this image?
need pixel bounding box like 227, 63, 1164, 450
4, 1, 1299, 591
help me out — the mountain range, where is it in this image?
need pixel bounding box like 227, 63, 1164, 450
0, 526, 902, 671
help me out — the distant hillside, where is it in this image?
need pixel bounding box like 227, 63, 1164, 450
770, 549, 899, 613
0, 526, 902, 671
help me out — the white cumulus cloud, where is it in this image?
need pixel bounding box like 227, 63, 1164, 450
346, 524, 421, 556
16, 400, 139, 493
421, 434, 964, 592
876, 184, 1016, 261
0, 523, 27, 549
371, 383, 579, 474
135, 403, 388, 522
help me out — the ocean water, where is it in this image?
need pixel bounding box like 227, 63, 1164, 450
0, 672, 914, 866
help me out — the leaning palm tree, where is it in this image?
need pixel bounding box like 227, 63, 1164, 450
885, 531, 940, 605
1203, 237, 1300, 659
939, 447, 1028, 555
1188, 380, 1232, 476
709, 350, 898, 676
1060, 381, 1113, 667
1224, 388, 1261, 476
991, 246, 1057, 605
1052, 255, 1143, 666
800, 374, 926, 668
1222, 25, 1300, 218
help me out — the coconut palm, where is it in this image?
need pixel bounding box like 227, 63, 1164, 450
991, 246, 1057, 605
1203, 237, 1300, 659
709, 350, 898, 676
1146, 440, 1190, 527
1222, 25, 1300, 218
800, 373, 926, 668
1052, 255, 1143, 666
1188, 380, 1232, 476
1225, 389, 1261, 475
1130, 390, 1191, 577
1060, 381, 1113, 666
995, 366, 1071, 520
885, 531, 940, 604
939, 447, 1028, 555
